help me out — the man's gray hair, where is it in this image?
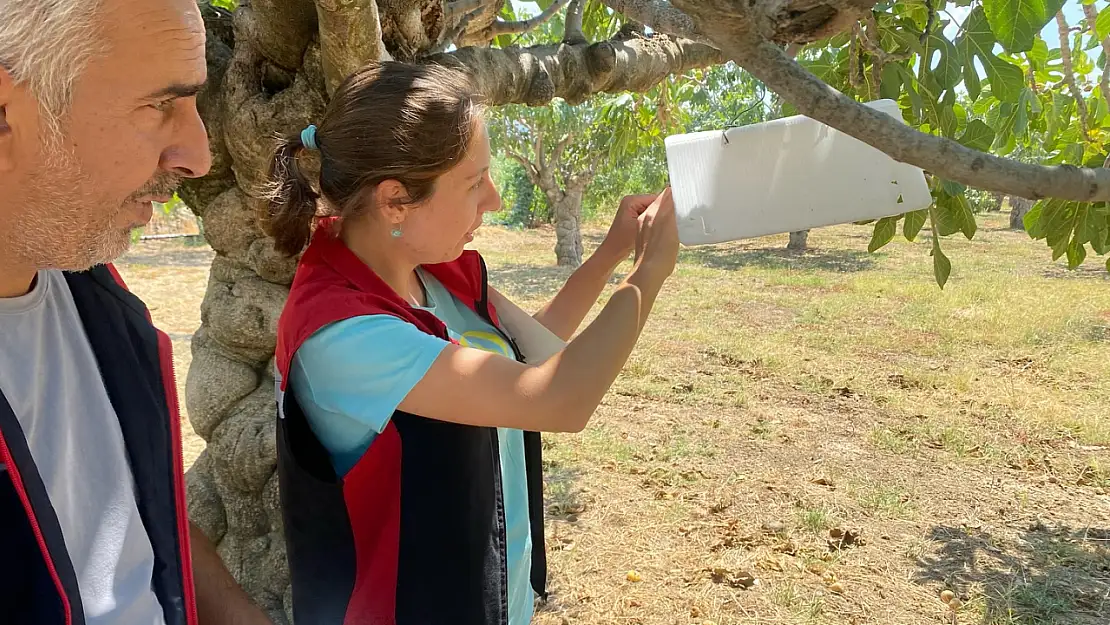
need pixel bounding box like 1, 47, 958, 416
0, 0, 103, 136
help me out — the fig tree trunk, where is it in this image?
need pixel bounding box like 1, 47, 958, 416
787, 229, 809, 251
1009, 196, 1033, 230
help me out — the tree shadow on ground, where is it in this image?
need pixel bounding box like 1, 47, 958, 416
912, 523, 1110, 624
679, 245, 877, 273
541, 452, 586, 523
487, 264, 575, 300
535, 447, 587, 614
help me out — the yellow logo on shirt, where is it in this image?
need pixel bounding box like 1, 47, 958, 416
457, 330, 513, 358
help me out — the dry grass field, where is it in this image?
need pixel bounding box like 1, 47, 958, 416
116, 212, 1110, 624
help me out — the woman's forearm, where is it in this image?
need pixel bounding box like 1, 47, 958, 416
403, 264, 663, 433
532, 243, 626, 340
522, 265, 662, 431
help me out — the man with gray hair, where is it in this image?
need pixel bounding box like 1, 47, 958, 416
0, 0, 272, 623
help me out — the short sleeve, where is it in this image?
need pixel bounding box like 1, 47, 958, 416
289, 314, 449, 474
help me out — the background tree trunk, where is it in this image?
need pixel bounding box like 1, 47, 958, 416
1009, 196, 1034, 230
787, 229, 809, 251
551, 182, 587, 266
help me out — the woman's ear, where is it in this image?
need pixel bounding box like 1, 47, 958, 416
376, 179, 411, 224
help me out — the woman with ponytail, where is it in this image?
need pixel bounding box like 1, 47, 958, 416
265, 61, 678, 625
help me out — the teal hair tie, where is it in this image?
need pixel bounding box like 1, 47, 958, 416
300, 125, 319, 151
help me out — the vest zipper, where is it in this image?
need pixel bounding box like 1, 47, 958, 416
157, 330, 200, 625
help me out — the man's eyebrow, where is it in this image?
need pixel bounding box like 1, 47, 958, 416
146, 83, 205, 100
468, 166, 490, 180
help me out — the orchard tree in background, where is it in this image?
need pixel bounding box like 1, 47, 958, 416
183, 0, 1110, 620
489, 99, 602, 267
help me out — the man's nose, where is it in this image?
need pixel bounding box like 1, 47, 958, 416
160, 98, 212, 179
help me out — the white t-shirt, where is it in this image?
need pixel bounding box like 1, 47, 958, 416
0, 270, 166, 625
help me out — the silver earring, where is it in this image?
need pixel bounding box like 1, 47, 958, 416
390, 225, 403, 238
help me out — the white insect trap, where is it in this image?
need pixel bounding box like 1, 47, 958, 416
663, 99, 933, 246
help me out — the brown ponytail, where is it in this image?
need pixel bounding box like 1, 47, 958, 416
260, 61, 482, 257
263, 138, 320, 256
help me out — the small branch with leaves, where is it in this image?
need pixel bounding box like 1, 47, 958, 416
670, 0, 1110, 202
1082, 3, 1110, 115
1056, 11, 1092, 140
480, 0, 572, 40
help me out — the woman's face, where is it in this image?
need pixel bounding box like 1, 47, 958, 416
398, 121, 501, 265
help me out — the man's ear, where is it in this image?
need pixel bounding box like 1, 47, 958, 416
0, 67, 17, 173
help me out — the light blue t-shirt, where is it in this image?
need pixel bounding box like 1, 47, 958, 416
289, 269, 534, 625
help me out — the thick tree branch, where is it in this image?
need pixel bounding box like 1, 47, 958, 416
251, 0, 318, 70
552, 133, 575, 166
599, 0, 716, 46
1057, 12, 1091, 140
674, 0, 1110, 201
535, 131, 546, 173
564, 0, 588, 45
433, 33, 723, 105
1082, 3, 1110, 118
445, 0, 485, 20
429, 6, 483, 55
487, 0, 572, 37
505, 149, 541, 184
316, 0, 392, 95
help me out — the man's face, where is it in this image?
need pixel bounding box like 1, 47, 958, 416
0, 0, 211, 272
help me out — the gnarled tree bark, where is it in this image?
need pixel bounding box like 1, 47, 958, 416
506, 132, 593, 267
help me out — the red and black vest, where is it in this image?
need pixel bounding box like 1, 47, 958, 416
274, 219, 547, 625
0, 266, 198, 625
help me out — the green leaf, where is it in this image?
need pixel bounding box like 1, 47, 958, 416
930, 233, 952, 288
1066, 238, 1087, 269
925, 34, 964, 91
983, 0, 1066, 53
957, 119, 996, 151
989, 101, 1020, 149
1098, 6, 1110, 40
893, 64, 925, 119
869, 216, 899, 252
1041, 199, 1079, 260
958, 7, 1026, 102
904, 209, 928, 241
1090, 208, 1110, 255
956, 194, 977, 240
941, 179, 968, 196
880, 62, 903, 101
964, 58, 983, 101
1024, 204, 1045, 240
933, 194, 962, 237
1027, 38, 1050, 68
